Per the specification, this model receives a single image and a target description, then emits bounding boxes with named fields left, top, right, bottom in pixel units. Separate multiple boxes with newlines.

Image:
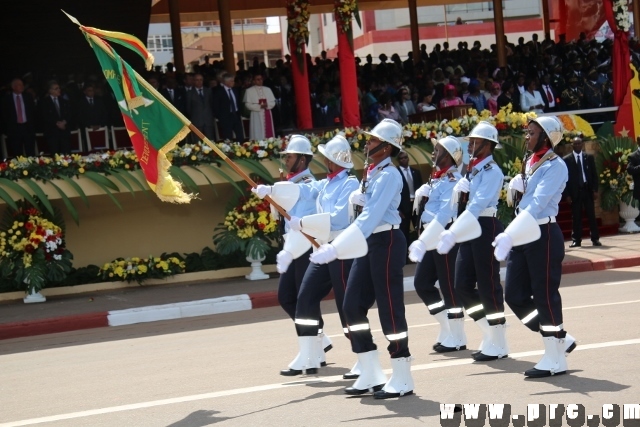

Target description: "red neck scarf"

left=327, top=169, right=342, bottom=180
left=367, top=163, right=376, bottom=173
left=432, top=165, right=453, bottom=179
left=469, top=156, right=486, bottom=169
left=530, top=147, right=550, bottom=165
left=286, top=170, right=303, bottom=180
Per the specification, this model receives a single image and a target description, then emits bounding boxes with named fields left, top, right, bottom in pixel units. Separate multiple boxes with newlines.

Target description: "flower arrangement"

left=213, top=191, right=281, bottom=260
left=595, top=135, right=637, bottom=210
left=99, top=255, right=186, bottom=284
left=286, top=0, right=310, bottom=67
left=0, top=201, right=73, bottom=294
left=334, top=0, right=361, bottom=34
left=558, top=114, right=596, bottom=143
left=613, top=0, right=630, bottom=32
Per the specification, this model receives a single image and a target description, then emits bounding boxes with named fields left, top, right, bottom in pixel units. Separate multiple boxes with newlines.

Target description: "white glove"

left=276, top=250, right=294, bottom=274
left=453, top=177, right=470, bottom=194
left=309, top=244, right=338, bottom=264
left=288, top=215, right=302, bottom=232
left=508, top=175, right=525, bottom=193
left=492, top=232, right=513, bottom=262
left=251, top=185, right=272, bottom=199
left=408, top=240, right=427, bottom=263
left=436, top=230, right=456, bottom=255
left=349, top=190, right=365, bottom=207
left=413, top=184, right=432, bottom=214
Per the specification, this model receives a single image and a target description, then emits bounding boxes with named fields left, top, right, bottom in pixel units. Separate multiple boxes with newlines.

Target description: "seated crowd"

left=2, top=32, right=638, bottom=159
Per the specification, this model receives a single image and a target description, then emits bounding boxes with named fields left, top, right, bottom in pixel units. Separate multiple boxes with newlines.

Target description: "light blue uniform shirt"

left=421, top=168, right=461, bottom=227
left=520, top=150, right=568, bottom=219
left=354, top=157, right=403, bottom=238
left=285, top=168, right=317, bottom=233
left=466, top=155, right=504, bottom=218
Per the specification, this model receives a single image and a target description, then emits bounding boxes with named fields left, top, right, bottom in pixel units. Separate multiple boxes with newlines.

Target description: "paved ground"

left=0, top=266, right=639, bottom=426
left=1, top=233, right=639, bottom=341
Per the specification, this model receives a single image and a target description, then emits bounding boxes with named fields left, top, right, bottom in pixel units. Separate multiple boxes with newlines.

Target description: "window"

left=147, top=35, right=174, bottom=53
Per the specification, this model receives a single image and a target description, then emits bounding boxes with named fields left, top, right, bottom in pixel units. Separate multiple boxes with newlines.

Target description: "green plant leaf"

left=235, top=158, right=274, bottom=184
left=84, top=171, right=120, bottom=191
left=49, top=181, right=80, bottom=225
left=58, top=175, right=90, bottom=207
left=411, top=144, right=434, bottom=166
left=0, top=186, right=18, bottom=211
left=0, top=178, right=40, bottom=210
left=188, top=166, right=217, bottom=197
left=246, top=237, right=270, bottom=260
left=201, top=164, right=245, bottom=195
left=169, top=165, right=200, bottom=194
left=21, top=179, right=55, bottom=216
left=107, top=170, right=136, bottom=197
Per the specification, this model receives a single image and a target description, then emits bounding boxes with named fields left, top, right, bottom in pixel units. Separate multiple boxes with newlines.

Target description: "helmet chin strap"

left=531, top=134, right=548, bottom=153
left=367, top=141, right=389, bottom=159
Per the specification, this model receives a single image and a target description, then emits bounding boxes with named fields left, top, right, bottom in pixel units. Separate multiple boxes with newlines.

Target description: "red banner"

left=337, top=29, right=360, bottom=128
left=289, top=38, right=313, bottom=130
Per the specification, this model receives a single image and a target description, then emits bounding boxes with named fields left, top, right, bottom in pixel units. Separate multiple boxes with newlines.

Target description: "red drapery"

left=289, top=38, right=313, bottom=130
left=337, top=25, right=360, bottom=128
left=603, top=0, right=631, bottom=107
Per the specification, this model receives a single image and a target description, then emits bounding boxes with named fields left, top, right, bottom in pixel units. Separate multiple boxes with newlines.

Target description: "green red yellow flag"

left=65, top=12, right=192, bottom=203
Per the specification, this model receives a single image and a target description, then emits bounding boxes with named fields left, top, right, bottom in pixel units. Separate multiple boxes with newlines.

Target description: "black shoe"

left=320, top=361, right=327, bottom=367
left=569, top=241, right=581, bottom=248
left=373, top=389, right=414, bottom=399
left=344, top=384, right=384, bottom=395
left=434, top=344, right=467, bottom=353
left=280, top=368, right=318, bottom=376
left=343, top=372, right=360, bottom=380
left=566, top=341, right=577, bottom=354
left=432, top=342, right=441, bottom=351
left=524, top=367, right=566, bottom=378
left=324, top=344, right=333, bottom=353
left=592, top=241, right=602, bottom=247
left=473, top=352, right=506, bottom=362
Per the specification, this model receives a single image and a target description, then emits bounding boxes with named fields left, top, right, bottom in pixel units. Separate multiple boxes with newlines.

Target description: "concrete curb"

left=2, top=256, right=639, bottom=341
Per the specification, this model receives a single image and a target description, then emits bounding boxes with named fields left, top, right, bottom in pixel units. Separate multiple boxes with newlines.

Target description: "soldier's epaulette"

left=301, top=176, right=313, bottom=183
left=549, top=154, right=558, bottom=161
left=483, top=163, right=493, bottom=171
left=447, top=172, right=457, bottom=181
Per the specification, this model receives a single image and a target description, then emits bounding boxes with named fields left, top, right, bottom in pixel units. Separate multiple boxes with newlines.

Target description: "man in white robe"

left=243, top=74, right=276, bottom=141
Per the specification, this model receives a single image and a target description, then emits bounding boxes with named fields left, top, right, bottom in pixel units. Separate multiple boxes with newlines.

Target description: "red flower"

left=258, top=223, right=265, bottom=230
left=236, top=219, right=245, bottom=227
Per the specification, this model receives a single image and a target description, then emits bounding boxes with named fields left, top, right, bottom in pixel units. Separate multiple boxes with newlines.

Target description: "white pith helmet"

left=282, top=134, right=313, bottom=155
left=362, top=118, right=404, bottom=149
left=318, top=135, right=354, bottom=169
left=436, top=136, right=463, bottom=167
left=530, top=116, right=564, bottom=147
left=466, top=121, right=501, bottom=147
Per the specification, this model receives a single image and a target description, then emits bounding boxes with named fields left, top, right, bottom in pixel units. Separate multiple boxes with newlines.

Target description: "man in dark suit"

left=185, top=73, right=215, bottom=142
left=628, top=137, right=640, bottom=204
left=40, top=80, right=73, bottom=154
left=213, top=73, right=244, bottom=141
left=160, top=76, right=186, bottom=115
left=563, top=136, right=601, bottom=247
left=312, top=92, right=340, bottom=128
left=76, top=83, right=108, bottom=151
left=538, top=74, right=558, bottom=112
left=1, top=77, right=37, bottom=157
left=396, top=150, right=424, bottom=244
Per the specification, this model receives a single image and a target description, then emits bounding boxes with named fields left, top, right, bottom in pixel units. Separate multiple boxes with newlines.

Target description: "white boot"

left=565, top=333, right=577, bottom=354
left=474, top=317, right=492, bottom=355
left=374, top=357, right=415, bottom=399
left=525, top=336, right=568, bottom=378
left=435, top=318, right=468, bottom=352
left=280, top=336, right=320, bottom=376
left=432, top=310, right=450, bottom=349
left=345, top=350, right=387, bottom=395
left=343, top=360, right=361, bottom=379
left=474, top=323, right=509, bottom=361
left=316, top=332, right=333, bottom=367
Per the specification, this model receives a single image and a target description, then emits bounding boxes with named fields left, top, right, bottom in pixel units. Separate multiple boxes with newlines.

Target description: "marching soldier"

left=497, top=116, right=577, bottom=378
left=310, top=119, right=414, bottom=399
left=408, top=136, right=467, bottom=352
left=560, top=76, right=584, bottom=111
left=261, top=135, right=360, bottom=377
left=437, top=121, right=509, bottom=362
left=251, top=135, right=333, bottom=372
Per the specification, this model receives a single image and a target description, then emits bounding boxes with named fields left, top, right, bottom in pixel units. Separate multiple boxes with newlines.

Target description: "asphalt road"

left=1, top=267, right=640, bottom=427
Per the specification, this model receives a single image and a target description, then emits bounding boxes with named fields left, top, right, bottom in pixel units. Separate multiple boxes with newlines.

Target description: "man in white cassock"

left=243, top=74, right=276, bottom=141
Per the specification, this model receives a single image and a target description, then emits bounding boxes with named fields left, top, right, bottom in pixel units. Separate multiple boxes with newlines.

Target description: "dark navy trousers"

left=414, top=244, right=464, bottom=319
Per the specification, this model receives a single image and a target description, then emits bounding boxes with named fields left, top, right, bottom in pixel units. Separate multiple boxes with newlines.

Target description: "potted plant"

left=212, top=191, right=281, bottom=280
left=0, top=201, right=74, bottom=302
left=595, top=135, right=639, bottom=233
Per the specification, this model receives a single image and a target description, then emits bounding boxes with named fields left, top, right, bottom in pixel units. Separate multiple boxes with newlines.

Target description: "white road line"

left=603, top=279, right=640, bottom=286
left=2, top=338, right=639, bottom=427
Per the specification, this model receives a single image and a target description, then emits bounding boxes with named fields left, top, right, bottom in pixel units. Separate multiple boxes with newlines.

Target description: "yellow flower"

left=78, top=167, right=85, bottom=173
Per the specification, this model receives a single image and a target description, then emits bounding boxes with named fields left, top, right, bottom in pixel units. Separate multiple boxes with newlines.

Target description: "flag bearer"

left=496, top=116, right=576, bottom=378
left=436, top=121, right=509, bottom=362
left=408, top=136, right=467, bottom=353
left=310, top=119, right=414, bottom=399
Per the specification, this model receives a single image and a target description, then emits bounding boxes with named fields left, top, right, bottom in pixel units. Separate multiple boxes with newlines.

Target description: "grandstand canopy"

left=150, top=0, right=487, bottom=22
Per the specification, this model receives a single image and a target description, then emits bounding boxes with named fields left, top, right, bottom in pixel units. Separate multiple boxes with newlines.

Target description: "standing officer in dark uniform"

left=396, top=150, right=423, bottom=244
left=437, top=121, right=509, bottom=362
left=497, top=116, right=577, bottom=378
left=311, top=119, right=414, bottom=399
left=563, top=136, right=601, bottom=247
left=408, top=136, right=467, bottom=352
left=560, top=76, right=584, bottom=111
